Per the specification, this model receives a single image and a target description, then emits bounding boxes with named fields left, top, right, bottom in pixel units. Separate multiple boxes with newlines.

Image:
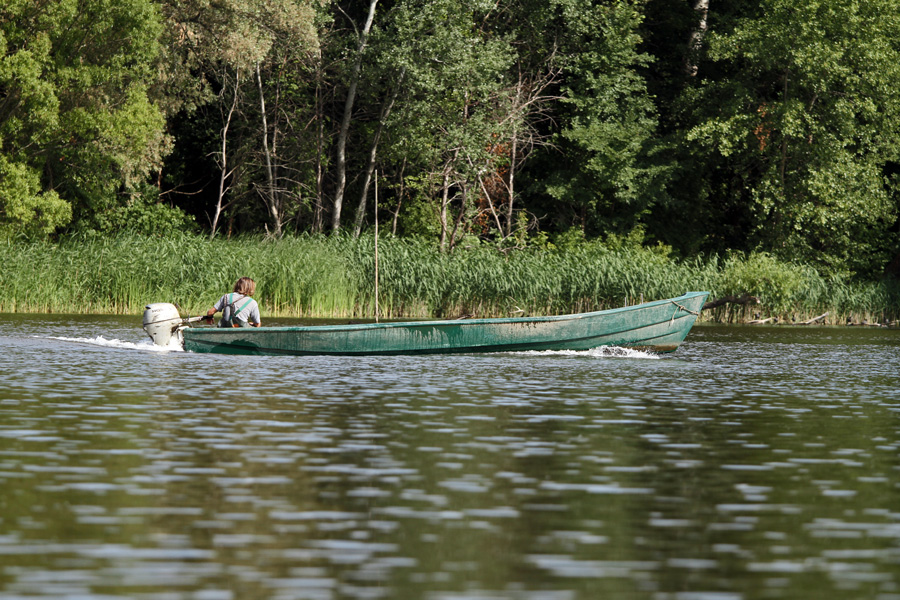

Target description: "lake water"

left=0, top=314, right=898, bottom=600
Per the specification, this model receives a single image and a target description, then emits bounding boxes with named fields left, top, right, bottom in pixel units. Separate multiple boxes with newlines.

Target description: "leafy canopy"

left=686, top=0, right=900, bottom=274
left=0, top=0, right=169, bottom=235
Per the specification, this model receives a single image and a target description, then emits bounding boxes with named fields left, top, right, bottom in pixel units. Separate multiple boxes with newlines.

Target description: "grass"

left=1, top=232, right=898, bottom=324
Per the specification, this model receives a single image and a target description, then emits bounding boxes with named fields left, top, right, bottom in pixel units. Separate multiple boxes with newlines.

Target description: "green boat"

left=143, top=292, right=708, bottom=356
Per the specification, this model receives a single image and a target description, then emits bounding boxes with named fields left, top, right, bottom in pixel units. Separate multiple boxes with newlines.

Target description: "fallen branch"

left=703, top=293, right=761, bottom=310
left=800, top=312, right=828, bottom=325
left=747, top=316, right=775, bottom=325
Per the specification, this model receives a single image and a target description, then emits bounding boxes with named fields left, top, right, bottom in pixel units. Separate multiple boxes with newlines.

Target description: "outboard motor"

left=143, top=303, right=189, bottom=347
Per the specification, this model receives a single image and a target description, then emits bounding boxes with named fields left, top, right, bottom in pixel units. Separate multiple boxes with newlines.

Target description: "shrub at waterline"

left=1, top=233, right=897, bottom=324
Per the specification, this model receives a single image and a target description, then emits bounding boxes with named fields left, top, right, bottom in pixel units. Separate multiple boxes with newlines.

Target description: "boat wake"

left=43, top=335, right=184, bottom=352
left=39, top=337, right=658, bottom=359
left=515, top=346, right=661, bottom=360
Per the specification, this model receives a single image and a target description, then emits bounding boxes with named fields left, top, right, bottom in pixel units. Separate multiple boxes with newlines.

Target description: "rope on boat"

left=670, top=301, right=701, bottom=325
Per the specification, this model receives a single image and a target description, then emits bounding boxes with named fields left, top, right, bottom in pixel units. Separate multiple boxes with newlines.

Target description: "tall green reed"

left=1, top=232, right=897, bottom=323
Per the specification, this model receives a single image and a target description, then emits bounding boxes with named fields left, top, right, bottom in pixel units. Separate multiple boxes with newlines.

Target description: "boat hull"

left=182, top=292, right=709, bottom=357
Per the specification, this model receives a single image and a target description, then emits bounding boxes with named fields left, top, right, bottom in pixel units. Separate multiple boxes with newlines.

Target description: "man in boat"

left=204, top=277, right=262, bottom=328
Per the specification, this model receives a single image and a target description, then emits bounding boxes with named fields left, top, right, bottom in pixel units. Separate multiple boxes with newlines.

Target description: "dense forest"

left=2, top=0, right=899, bottom=281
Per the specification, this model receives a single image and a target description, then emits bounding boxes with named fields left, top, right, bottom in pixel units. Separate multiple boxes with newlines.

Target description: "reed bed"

left=1, top=233, right=898, bottom=324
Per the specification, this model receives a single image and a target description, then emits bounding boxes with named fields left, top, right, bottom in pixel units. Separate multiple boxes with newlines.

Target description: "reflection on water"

left=0, top=315, right=898, bottom=599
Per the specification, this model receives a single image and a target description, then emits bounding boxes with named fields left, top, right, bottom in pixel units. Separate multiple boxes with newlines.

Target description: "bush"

left=717, top=252, right=815, bottom=313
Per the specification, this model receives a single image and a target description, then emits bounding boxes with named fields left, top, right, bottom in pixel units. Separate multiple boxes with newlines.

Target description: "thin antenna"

left=374, top=170, right=379, bottom=323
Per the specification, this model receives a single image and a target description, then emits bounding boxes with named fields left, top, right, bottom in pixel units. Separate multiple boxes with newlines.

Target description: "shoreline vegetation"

left=3, top=233, right=899, bottom=326
left=4, top=0, right=900, bottom=306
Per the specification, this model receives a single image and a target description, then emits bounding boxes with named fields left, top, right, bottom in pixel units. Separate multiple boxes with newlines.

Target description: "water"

left=0, top=314, right=898, bottom=600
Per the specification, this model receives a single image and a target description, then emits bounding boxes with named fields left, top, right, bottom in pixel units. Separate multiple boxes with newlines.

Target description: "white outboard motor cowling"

left=143, top=303, right=187, bottom=347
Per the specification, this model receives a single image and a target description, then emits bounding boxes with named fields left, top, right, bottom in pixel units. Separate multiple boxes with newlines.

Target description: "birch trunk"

left=391, top=158, right=406, bottom=235
left=313, top=52, right=326, bottom=233
left=331, top=0, right=378, bottom=232
left=439, top=169, right=451, bottom=252
left=256, top=63, right=282, bottom=237
left=210, top=70, right=240, bottom=240
left=685, top=0, right=710, bottom=77
left=505, top=128, right=518, bottom=237
left=504, top=74, right=525, bottom=237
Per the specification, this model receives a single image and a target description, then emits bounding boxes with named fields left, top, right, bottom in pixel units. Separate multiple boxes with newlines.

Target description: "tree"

left=159, top=0, right=318, bottom=237
left=533, top=0, right=660, bottom=237
left=331, top=0, right=378, bottom=232
left=683, top=0, right=900, bottom=274
left=0, top=0, right=169, bottom=235
left=483, top=0, right=568, bottom=242
left=351, top=66, right=405, bottom=238
left=367, top=0, right=516, bottom=249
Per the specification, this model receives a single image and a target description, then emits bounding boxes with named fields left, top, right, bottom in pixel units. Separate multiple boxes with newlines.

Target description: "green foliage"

left=551, top=227, right=587, bottom=251
left=78, top=184, right=197, bottom=236
left=717, top=252, right=813, bottom=313
left=0, top=0, right=170, bottom=235
left=0, top=155, right=71, bottom=236
left=156, top=0, right=320, bottom=236
left=0, top=232, right=354, bottom=316
left=372, top=0, right=519, bottom=245
left=2, top=233, right=896, bottom=325
left=1, top=0, right=898, bottom=287
left=541, top=0, right=660, bottom=234
left=394, top=194, right=442, bottom=239
left=681, top=0, right=900, bottom=274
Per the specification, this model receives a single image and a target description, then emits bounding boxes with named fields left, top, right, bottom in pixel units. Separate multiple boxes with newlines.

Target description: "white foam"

left=43, top=335, right=184, bottom=352
left=515, top=346, right=661, bottom=360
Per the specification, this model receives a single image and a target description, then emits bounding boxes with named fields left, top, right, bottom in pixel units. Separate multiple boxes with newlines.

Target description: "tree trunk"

left=256, top=63, right=282, bottom=237
left=448, top=181, right=468, bottom=252
left=391, top=158, right=406, bottom=235
left=505, top=131, right=518, bottom=238
left=331, top=0, right=378, bottom=232
left=439, top=169, right=451, bottom=252
left=313, top=52, right=326, bottom=234
left=504, top=74, right=525, bottom=237
left=685, top=0, right=710, bottom=77
left=468, top=154, right=503, bottom=236
left=211, top=69, right=241, bottom=240
left=780, top=68, right=790, bottom=193
left=352, top=68, right=405, bottom=237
